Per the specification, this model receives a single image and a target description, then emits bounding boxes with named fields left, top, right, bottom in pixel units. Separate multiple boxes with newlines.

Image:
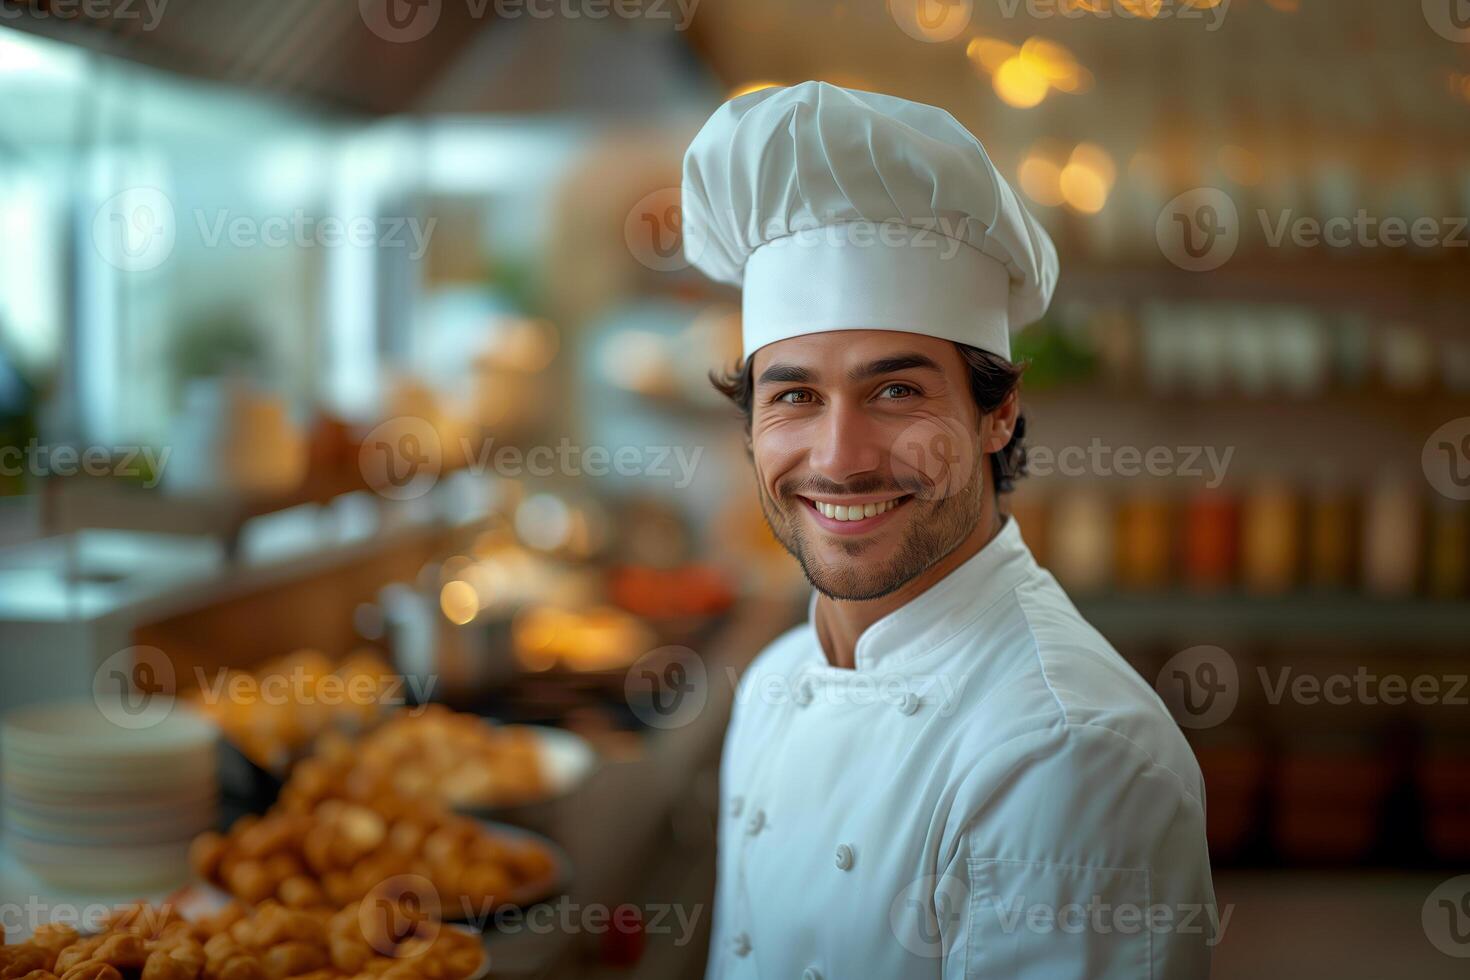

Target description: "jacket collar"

left=804, top=516, right=1036, bottom=676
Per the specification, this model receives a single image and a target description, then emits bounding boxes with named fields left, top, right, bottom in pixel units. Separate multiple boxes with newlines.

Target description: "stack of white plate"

left=1, top=699, right=220, bottom=891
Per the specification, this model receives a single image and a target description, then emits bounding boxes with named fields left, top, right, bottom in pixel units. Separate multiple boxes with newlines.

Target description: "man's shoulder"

left=952, top=570, right=1205, bottom=806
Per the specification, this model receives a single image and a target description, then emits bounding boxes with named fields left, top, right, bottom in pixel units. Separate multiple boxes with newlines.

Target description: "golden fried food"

left=188, top=650, right=400, bottom=772
left=0, top=902, right=482, bottom=980
left=193, top=740, right=555, bottom=918
left=333, top=707, right=547, bottom=810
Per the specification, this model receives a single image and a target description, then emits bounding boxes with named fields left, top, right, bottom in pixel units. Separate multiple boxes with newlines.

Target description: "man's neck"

left=813, top=505, right=1004, bottom=670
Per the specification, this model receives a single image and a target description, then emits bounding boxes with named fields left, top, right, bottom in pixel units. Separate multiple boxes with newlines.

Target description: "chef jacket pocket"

left=966, top=858, right=1152, bottom=980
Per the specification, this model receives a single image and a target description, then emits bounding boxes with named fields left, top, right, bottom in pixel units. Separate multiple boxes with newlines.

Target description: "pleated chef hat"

left=681, top=82, right=1059, bottom=362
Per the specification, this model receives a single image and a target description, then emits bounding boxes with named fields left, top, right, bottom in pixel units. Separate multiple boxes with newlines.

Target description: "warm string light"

left=967, top=35, right=1092, bottom=109
left=1018, top=141, right=1118, bottom=214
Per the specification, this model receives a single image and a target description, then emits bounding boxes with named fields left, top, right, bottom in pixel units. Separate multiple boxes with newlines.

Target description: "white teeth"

left=812, top=498, right=899, bottom=521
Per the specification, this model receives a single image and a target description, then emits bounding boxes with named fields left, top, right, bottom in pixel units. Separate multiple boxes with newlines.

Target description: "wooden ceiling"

left=0, top=0, right=498, bottom=114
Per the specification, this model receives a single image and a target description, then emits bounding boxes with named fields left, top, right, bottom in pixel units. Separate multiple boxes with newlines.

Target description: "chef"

left=682, top=82, right=1217, bottom=979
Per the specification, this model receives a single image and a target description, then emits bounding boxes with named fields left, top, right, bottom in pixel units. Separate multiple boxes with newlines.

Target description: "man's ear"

left=981, top=389, right=1020, bottom=454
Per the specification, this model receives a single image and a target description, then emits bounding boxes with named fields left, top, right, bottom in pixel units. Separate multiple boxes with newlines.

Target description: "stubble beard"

left=756, top=460, right=986, bottom=602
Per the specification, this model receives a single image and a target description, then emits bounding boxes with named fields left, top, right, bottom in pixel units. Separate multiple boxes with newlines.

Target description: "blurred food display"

left=187, top=652, right=401, bottom=774
left=190, top=733, right=560, bottom=915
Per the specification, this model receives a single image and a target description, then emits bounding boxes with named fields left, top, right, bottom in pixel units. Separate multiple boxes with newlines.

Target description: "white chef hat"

left=681, top=81, right=1058, bottom=362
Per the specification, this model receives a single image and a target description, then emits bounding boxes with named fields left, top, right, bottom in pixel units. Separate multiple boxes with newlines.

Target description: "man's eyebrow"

left=847, top=353, right=942, bottom=381
left=757, top=363, right=815, bottom=385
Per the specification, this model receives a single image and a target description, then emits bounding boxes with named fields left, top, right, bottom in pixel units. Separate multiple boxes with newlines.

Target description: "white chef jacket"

left=707, top=518, right=1216, bottom=979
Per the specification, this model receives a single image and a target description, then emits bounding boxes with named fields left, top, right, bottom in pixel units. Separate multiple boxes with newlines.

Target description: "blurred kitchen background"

left=1, top=0, right=1468, bottom=977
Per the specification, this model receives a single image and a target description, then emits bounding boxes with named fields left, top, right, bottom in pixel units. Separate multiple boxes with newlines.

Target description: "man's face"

left=749, top=330, right=1011, bottom=601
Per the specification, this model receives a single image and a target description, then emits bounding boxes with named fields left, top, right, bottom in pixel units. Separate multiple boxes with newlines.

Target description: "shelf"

left=1073, top=593, right=1470, bottom=647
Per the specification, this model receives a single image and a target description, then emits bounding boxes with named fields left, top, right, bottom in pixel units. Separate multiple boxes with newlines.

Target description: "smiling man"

left=683, top=83, right=1216, bottom=979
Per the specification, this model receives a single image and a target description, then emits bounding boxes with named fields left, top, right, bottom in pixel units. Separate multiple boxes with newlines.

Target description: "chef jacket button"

left=897, top=692, right=920, bottom=715
left=732, top=933, right=751, bottom=957
left=834, top=843, right=854, bottom=870
left=746, top=809, right=766, bottom=835
left=801, top=969, right=823, bottom=980
left=730, top=796, right=744, bottom=818
left=794, top=677, right=814, bottom=706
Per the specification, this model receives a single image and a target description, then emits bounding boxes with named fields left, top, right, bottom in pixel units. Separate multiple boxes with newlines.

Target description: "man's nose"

left=806, top=399, right=884, bottom=485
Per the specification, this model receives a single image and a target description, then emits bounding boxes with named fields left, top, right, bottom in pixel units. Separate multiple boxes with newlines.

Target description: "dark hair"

left=710, top=341, right=1028, bottom=494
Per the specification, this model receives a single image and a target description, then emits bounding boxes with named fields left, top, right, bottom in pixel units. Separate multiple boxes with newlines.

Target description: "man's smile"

left=798, top=493, right=914, bottom=534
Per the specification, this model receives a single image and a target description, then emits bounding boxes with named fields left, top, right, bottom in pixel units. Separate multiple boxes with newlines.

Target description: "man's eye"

left=879, top=383, right=916, bottom=399
left=778, top=390, right=815, bottom=405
